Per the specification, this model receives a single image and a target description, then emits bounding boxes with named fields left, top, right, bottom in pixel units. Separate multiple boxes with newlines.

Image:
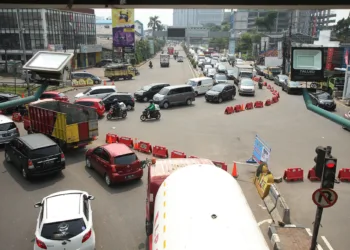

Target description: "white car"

left=238, top=78, right=255, bottom=96
left=220, top=57, right=227, bottom=62
left=34, top=190, right=96, bottom=250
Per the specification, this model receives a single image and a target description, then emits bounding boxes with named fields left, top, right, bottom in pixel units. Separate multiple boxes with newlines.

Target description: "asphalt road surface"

left=0, top=46, right=348, bottom=250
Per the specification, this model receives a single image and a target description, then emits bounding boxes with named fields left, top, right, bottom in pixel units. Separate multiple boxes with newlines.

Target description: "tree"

left=255, top=11, right=278, bottom=32
left=148, top=16, right=163, bottom=36
left=236, top=31, right=262, bottom=56
left=334, top=17, right=350, bottom=43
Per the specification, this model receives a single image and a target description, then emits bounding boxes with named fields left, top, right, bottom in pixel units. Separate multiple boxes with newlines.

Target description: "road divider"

left=265, top=184, right=291, bottom=224
left=152, top=145, right=168, bottom=158
left=338, top=168, right=350, bottom=182
left=170, top=150, right=187, bottom=158
left=283, top=168, right=304, bottom=182
left=137, top=141, right=152, bottom=154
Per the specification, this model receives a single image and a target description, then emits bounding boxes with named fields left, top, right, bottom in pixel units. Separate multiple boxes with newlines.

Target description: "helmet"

left=150, top=100, right=154, bottom=104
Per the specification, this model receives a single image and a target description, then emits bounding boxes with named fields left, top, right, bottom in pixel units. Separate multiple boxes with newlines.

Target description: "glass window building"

left=0, top=8, right=102, bottom=69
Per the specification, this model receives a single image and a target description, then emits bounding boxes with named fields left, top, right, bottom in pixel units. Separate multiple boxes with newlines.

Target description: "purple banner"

left=113, top=25, right=135, bottom=47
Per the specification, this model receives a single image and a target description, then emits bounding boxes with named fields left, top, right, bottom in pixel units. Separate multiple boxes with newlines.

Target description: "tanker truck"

left=146, top=159, right=270, bottom=250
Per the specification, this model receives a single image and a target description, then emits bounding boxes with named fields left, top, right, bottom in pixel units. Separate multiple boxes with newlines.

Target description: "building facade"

left=0, top=8, right=101, bottom=69
left=173, top=9, right=224, bottom=27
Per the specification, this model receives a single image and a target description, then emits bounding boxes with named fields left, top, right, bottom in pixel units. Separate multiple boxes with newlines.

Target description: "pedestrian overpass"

left=153, top=27, right=230, bottom=39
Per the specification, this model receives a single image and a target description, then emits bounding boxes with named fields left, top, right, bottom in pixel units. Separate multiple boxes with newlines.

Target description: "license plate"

left=43, top=160, right=54, bottom=166
left=125, top=174, right=135, bottom=180
left=2, top=133, right=10, bottom=137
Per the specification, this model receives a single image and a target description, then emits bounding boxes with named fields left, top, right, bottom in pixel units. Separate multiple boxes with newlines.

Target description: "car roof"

left=101, top=143, right=133, bottom=157
left=115, top=92, right=132, bottom=95
left=0, top=115, right=15, bottom=124
left=90, top=85, right=116, bottom=90
left=76, top=98, right=102, bottom=102
left=215, top=83, right=229, bottom=88
left=165, top=84, right=192, bottom=90
left=73, top=71, right=93, bottom=75
left=44, top=190, right=86, bottom=223
left=0, top=93, right=19, bottom=98
left=189, top=77, right=212, bottom=81
left=149, top=83, right=170, bottom=87
left=19, top=134, right=57, bottom=150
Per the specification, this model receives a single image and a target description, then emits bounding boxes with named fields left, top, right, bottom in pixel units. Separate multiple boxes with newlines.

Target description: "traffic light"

left=321, top=156, right=337, bottom=189
left=314, top=146, right=326, bottom=178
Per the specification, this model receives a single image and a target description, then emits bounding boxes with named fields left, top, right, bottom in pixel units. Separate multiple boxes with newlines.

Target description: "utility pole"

left=282, top=33, right=287, bottom=74
left=287, top=11, right=293, bottom=75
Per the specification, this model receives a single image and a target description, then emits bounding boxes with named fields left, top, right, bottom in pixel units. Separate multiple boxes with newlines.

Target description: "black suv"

left=0, top=93, right=23, bottom=114
left=205, top=84, right=236, bottom=103
left=71, top=72, right=101, bottom=85
left=134, top=83, right=170, bottom=102
left=102, top=92, right=135, bottom=111
left=5, top=134, right=65, bottom=179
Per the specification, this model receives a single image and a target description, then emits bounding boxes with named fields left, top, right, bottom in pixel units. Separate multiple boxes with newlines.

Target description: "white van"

left=186, top=77, right=214, bottom=96
left=74, top=86, right=117, bottom=100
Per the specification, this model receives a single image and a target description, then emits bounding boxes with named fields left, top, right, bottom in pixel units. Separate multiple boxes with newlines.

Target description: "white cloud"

left=94, top=9, right=173, bottom=27
left=333, top=9, right=350, bottom=22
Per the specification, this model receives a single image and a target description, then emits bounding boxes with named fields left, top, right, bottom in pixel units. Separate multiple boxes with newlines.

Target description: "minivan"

left=186, top=77, right=214, bottom=96
left=74, top=86, right=117, bottom=100
left=0, top=115, right=20, bottom=144
left=153, top=85, right=195, bottom=109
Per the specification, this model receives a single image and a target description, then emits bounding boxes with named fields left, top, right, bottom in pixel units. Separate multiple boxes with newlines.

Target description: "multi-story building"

left=0, top=8, right=101, bottom=69
left=173, top=9, right=224, bottom=27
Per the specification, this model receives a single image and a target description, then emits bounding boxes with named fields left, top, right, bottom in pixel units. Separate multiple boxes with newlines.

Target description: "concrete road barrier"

left=264, top=184, right=291, bottom=225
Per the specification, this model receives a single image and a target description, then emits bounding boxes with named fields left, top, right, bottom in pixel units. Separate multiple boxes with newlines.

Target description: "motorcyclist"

left=145, top=100, right=156, bottom=118
left=258, top=77, right=263, bottom=89
left=149, top=61, right=153, bottom=68
left=111, top=101, right=121, bottom=116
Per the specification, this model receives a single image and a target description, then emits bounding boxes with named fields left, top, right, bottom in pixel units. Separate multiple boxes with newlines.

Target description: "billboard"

left=112, top=8, right=135, bottom=60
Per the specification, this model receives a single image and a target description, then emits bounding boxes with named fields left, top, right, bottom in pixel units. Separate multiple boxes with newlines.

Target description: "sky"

left=94, top=9, right=350, bottom=27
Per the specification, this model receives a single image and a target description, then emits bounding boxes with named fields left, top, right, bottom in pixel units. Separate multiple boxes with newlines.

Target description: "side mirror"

left=34, top=202, right=42, bottom=208
left=87, top=195, right=95, bottom=200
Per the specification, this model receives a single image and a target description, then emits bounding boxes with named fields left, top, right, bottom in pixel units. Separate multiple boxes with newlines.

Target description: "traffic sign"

left=312, top=188, right=338, bottom=208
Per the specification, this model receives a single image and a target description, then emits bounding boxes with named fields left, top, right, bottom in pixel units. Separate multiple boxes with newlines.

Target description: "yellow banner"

left=123, top=28, right=135, bottom=32
left=112, top=9, right=134, bottom=27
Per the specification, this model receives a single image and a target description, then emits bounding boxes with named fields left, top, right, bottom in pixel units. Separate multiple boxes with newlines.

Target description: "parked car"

left=0, top=93, right=23, bottom=114
left=238, top=78, right=255, bottom=96
left=226, top=69, right=235, bottom=80
left=177, top=56, right=184, bottom=62
left=281, top=79, right=302, bottom=94
left=71, top=72, right=102, bottom=85
left=205, top=84, right=236, bottom=103
left=213, top=73, right=228, bottom=85
left=0, top=115, right=20, bottom=144
left=5, top=134, right=65, bottom=179
left=74, top=98, right=106, bottom=118
left=85, top=143, right=143, bottom=186
left=40, top=91, right=69, bottom=102
left=134, top=83, right=170, bottom=102
left=33, top=190, right=95, bottom=250
left=274, top=74, right=289, bottom=86
left=75, top=86, right=117, bottom=100
left=309, top=91, right=336, bottom=111
left=102, top=92, right=135, bottom=111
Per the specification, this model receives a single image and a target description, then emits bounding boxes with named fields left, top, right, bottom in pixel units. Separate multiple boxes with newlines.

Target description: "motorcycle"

left=107, top=103, right=127, bottom=120
left=140, top=105, right=161, bottom=121
left=149, top=63, right=153, bottom=69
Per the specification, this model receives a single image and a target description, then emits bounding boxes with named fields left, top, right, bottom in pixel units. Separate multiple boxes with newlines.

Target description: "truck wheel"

left=128, top=75, right=132, bottom=80
left=146, top=219, right=153, bottom=236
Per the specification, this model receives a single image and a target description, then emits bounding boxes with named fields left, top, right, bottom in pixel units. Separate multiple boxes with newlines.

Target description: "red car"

left=74, top=98, right=105, bottom=118
left=40, top=91, right=69, bottom=102
left=85, top=143, right=143, bottom=186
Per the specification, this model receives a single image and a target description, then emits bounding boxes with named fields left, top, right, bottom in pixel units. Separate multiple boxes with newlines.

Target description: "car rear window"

left=58, top=93, right=66, bottom=97
left=41, top=218, right=86, bottom=240
left=0, top=122, right=17, bottom=131
left=114, top=153, right=138, bottom=165
left=77, top=101, right=94, bottom=107
left=30, top=145, right=60, bottom=159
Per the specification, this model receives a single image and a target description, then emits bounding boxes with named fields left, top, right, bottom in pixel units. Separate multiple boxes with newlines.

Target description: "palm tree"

left=255, top=11, right=278, bottom=32
left=148, top=16, right=163, bottom=37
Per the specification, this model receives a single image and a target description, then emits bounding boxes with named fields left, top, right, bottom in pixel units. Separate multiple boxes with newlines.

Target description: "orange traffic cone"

left=134, top=138, right=139, bottom=150
left=107, top=135, right=112, bottom=144
left=112, top=81, right=115, bottom=86
left=232, top=162, right=238, bottom=178
left=104, top=80, right=106, bottom=86
left=241, top=104, right=245, bottom=111
left=21, top=93, right=25, bottom=98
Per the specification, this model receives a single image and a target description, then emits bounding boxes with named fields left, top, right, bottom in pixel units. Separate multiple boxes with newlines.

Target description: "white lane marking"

left=258, top=204, right=267, bottom=210
left=257, top=219, right=272, bottom=226
left=317, top=245, right=324, bottom=250
left=305, top=228, right=313, bottom=236
left=321, top=236, right=334, bottom=250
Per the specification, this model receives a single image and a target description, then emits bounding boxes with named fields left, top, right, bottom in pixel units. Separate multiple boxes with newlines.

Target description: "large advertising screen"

left=112, top=8, right=135, bottom=59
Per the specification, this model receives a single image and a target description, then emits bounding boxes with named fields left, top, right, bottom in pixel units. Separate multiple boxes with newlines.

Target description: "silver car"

left=0, top=115, right=20, bottom=144
left=153, top=85, right=195, bottom=109
left=238, top=78, right=255, bottom=96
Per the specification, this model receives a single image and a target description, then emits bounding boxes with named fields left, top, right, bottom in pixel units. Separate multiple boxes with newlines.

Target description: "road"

left=0, top=46, right=347, bottom=250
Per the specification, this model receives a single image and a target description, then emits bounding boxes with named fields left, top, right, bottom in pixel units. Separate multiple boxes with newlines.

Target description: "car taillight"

left=61, top=153, right=65, bottom=161
left=28, top=159, right=34, bottom=169
left=36, top=238, right=47, bottom=249
left=131, top=97, right=135, bottom=102
left=16, top=128, right=19, bottom=134
left=82, top=229, right=92, bottom=243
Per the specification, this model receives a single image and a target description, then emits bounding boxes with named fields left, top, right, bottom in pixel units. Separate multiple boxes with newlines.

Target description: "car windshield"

left=317, top=93, right=332, bottom=100
left=158, top=88, right=169, bottom=95
left=288, top=81, right=300, bottom=87
left=227, top=70, right=234, bottom=74
left=141, top=85, right=152, bottom=91
left=0, top=122, right=16, bottom=131
left=187, top=81, right=197, bottom=87
left=241, top=80, right=254, bottom=86
left=279, top=75, right=289, bottom=80
left=83, top=88, right=92, bottom=94
left=271, top=68, right=281, bottom=73
left=41, top=218, right=86, bottom=240
left=114, top=153, right=138, bottom=165
left=215, top=75, right=227, bottom=80
left=30, top=145, right=60, bottom=159
left=211, top=85, right=225, bottom=92
left=241, top=72, right=253, bottom=78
